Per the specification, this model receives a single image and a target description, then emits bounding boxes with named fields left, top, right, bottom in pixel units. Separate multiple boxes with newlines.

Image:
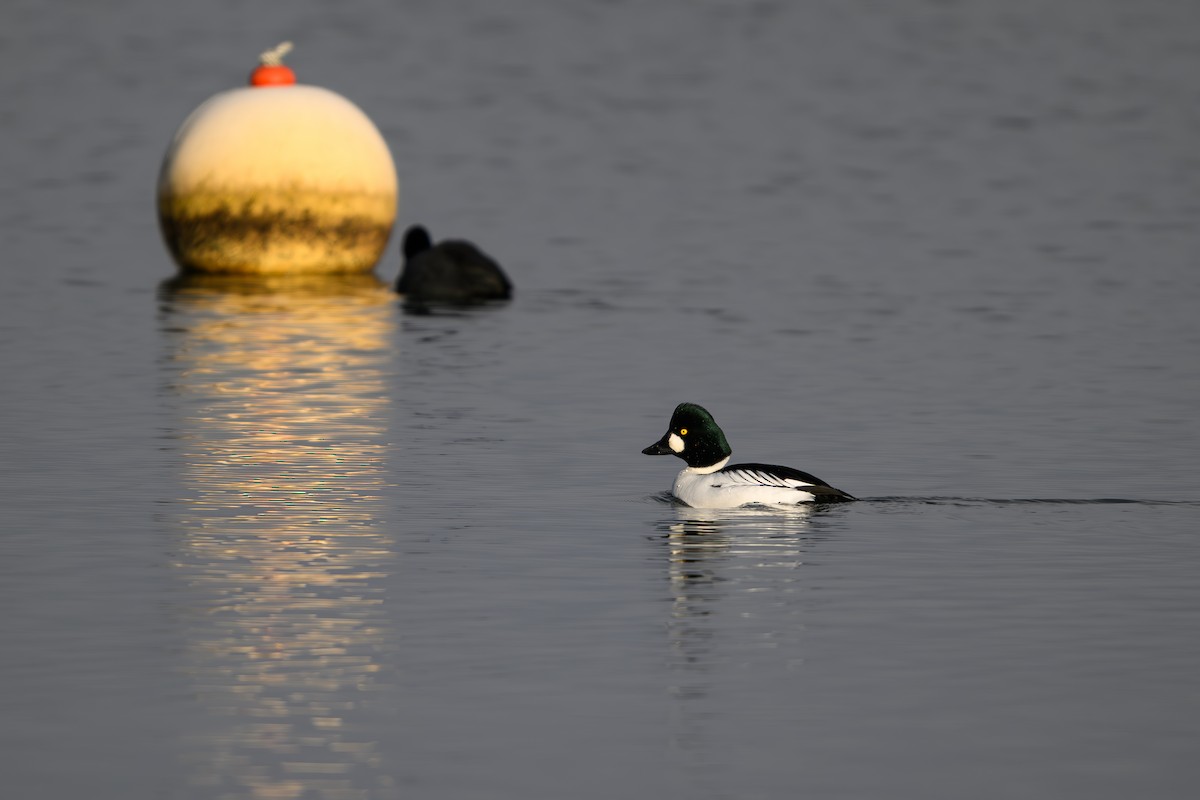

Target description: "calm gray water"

left=3, top=1, right=1200, bottom=798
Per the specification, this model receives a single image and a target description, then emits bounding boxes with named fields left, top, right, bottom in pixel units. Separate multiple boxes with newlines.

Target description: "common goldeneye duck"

left=642, top=402, right=856, bottom=508
left=395, top=224, right=513, bottom=305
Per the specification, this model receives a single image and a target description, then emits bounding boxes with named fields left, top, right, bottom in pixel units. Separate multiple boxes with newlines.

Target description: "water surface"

left=2, top=1, right=1200, bottom=798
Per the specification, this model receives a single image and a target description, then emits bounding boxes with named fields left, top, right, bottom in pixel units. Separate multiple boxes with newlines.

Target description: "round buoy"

left=157, top=43, right=398, bottom=276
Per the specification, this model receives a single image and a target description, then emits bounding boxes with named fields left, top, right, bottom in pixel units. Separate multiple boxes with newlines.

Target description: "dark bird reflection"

left=158, top=274, right=399, bottom=800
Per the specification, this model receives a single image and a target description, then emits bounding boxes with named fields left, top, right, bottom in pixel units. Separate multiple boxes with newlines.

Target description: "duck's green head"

left=641, top=402, right=732, bottom=468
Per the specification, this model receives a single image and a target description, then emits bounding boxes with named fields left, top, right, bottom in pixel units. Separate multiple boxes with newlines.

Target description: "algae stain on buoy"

left=157, top=43, right=398, bottom=276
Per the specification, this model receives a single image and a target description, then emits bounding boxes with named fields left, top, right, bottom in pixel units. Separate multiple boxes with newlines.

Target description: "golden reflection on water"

left=160, top=274, right=399, bottom=800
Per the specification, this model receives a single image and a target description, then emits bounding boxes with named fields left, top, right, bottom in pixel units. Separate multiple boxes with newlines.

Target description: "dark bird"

left=395, top=225, right=512, bottom=305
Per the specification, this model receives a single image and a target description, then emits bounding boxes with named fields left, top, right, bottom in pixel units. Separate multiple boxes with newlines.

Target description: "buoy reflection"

left=160, top=274, right=399, bottom=800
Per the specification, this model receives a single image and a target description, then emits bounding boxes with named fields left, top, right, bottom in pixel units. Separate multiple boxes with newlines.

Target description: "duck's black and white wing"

left=717, top=463, right=857, bottom=502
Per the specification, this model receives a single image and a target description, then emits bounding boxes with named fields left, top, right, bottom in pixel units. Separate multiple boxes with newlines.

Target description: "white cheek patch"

left=668, top=433, right=685, bottom=453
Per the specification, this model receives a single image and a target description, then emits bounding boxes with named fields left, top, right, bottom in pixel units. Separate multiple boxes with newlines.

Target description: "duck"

left=395, top=224, right=513, bottom=305
left=642, top=402, right=856, bottom=508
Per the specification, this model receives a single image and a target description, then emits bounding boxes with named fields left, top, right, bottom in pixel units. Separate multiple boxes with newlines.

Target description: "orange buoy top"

left=249, top=41, right=296, bottom=87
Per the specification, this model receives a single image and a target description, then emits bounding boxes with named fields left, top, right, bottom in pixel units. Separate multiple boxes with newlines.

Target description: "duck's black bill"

left=642, top=434, right=673, bottom=455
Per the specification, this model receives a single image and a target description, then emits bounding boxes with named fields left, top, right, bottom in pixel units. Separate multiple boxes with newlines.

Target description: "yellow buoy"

left=157, top=43, right=398, bottom=276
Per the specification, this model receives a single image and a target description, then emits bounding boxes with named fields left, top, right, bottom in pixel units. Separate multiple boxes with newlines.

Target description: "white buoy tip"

left=258, top=41, right=294, bottom=67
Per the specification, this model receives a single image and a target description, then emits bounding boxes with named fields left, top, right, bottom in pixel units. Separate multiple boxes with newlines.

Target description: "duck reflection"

left=658, top=504, right=822, bottom=607
left=655, top=504, right=825, bottom=791
left=658, top=504, right=823, bottom=673
left=159, top=273, right=399, bottom=800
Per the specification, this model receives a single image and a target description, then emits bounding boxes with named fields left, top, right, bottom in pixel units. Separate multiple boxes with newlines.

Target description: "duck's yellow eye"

left=679, top=428, right=688, bottom=435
